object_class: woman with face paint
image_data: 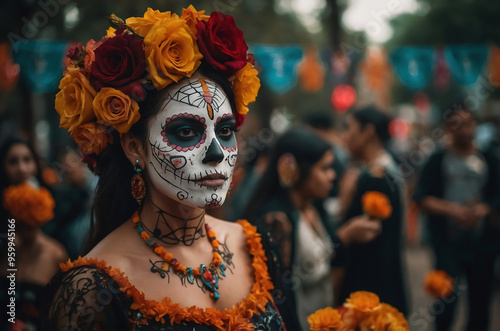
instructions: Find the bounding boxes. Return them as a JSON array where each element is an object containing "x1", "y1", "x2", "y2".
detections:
[
  {"x1": 246, "y1": 128, "x2": 383, "y2": 330},
  {"x1": 43, "y1": 6, "x2": 288, "y2": 331}
]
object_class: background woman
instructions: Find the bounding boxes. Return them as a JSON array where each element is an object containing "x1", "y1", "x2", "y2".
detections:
[
  {"x1": 43, "y1": 6, "x2": 289, "y2": 330},
  {"x1": 333, "y1": 106, "x2": 408, "y2": 315},
  {"x1": 0, "y1": 137, "x2": 67, "y2": 330},
  {"x1": 246, "y1": 127, "x2": 382, "y2": 330}
]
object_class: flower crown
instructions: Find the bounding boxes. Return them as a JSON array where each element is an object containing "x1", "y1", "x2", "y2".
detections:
[{"x1": 55, "y1": 5, "x2": 260, "y2": 160}]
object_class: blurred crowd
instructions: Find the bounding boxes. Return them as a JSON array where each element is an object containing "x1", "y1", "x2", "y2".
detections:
[{"x1": 1, "y1": 102, "x2": 499, "y2": 330}]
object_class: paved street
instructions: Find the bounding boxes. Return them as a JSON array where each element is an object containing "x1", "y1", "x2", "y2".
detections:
[{"x1": 405, "y1": 244, "x2": 500, "y2": 331}]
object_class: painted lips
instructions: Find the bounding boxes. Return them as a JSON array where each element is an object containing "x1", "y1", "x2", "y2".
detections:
[{"x1": 195, "y1": 173, "x2": 227, "y2": 187}]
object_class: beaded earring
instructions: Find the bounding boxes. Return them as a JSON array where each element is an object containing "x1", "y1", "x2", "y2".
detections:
[{"x1": 131, "y1": 159, "x2": 146, "y2": 205}]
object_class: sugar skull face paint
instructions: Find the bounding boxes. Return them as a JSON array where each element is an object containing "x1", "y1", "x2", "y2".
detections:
[{"x1": 146, "y1": 77, "x2": 238, "y2": 209}]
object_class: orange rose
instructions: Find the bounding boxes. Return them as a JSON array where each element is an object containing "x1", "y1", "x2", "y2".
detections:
[
  {"x1": 307, "y1": 307, "x2": 344, "y2": 331},
  {"x1": 3, "y1": 182, "x2": 56, "y2": 227},
  {"x1": 84, "y1": 39, "x2": 101, "y2": 73},
  {"x1": 126, "y1": 7, "x2": 173, "y2": 37},
  {"x1": 181, "y1": 5, "x2": 209, "y2": 34},
  {"x1": 70, "y1": 121, "x2": 113, "y2": 155},
  {"x1": 93, "y1": 88, "x2": 140, "y2": 134},
  {"x1": 344, "y1": 291, "x2": 381, "y2": 313},
  {"x1": 233, "y1": 63, "x2": 260, "y2": 115},
  {"x1": 55, "y1": 67, "x2": 97, "y2": 132},
  {"x1": 362, "y1": 191, "x2": 392, "y2": 219},
  {"x1": 424, "y1": 270, "x2": 454, "y2": 298},
  {"x1": 144, "y1": 15, "x2": 202, "y2": 90}
]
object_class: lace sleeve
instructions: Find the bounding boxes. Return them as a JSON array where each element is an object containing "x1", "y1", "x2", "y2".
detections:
[{"x1": 42, "y1": 265, "x2": 131, "y2": 331}]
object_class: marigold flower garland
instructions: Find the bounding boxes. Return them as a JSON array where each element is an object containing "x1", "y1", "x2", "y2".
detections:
[
  {"x1": 308, "y1": 291, "x2": 409, "y2": 331},
  {"x1": 3, "y1": 182, "x2": 55, "y2": 226},
  {"x1": 56, "y1": 5, "x2": 260, "y2": 162}
]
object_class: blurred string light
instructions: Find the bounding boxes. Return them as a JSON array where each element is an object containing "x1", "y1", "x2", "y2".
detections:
[
  {"x1": 389, "y1": 118, "x2": 409, "y2": 138},
  {"x1": 331, "y1": 84, "x2": 356, "y2": 113},
  {"x1": 275, "y1": 0, "x2": 326, "y2": 34},
  {"x1": 64, "y1": 3, "x2": 80, "y2": 30},
  {"x1": 342, "y1": 0, "x2": 421, "y2": 44},
  {"x1": 270, "y1": 106, "x2": 293, "y2": 134}
]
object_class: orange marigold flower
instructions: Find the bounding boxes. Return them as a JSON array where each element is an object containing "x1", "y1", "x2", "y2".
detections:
[
  {"x1": 344, "y1": 291, "x2": 381, "y2": 313},
  {"x1": 362, "y1": 191, "x2": 392, "y2": 219},
  {"x1": 424, "y1": 270, "x2": 454, "y2": 298},
  {"x1": 3, "y1": 182, "x2": 55, "y2": 227},
  {"x1": 307, "y1": 307, "x2": 344, "y2": 331},
  {"x1": 359, "y1": 303, "x2": 409, "y2": 331}
]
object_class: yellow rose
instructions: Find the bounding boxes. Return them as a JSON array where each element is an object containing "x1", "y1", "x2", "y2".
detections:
[
  {"x1": 144, "y1": 15, "x2": 202, "y2": 90},
  {"x1": 71, "y1": 121, "x2": 113, "y2": 155},
  {"x1": 233, "y1": 63, "x2": 260, "y2": 115},
  {"x1": 92, "y1": 87, "x2": 140, "y2": 134},
  {"x1": 106, "y1": 27, "x2": 116, "y2": 38},
  {"x1": 181, "y1": 4, "x2": 209, "y2": 34},
  {"x1": 55, "y1": 67, "x2": 97, "y2": 132},
  {"x1": 126, "y1": 7, "x2": 173, "y2": 37}
]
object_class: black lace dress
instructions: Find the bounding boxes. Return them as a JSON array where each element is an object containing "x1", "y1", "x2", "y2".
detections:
[{"x1": 41, "y1": 220, "x2": 290, "y2": 331}]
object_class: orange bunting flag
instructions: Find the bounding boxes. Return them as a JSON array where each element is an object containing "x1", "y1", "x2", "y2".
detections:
[{"x1": 297, "y1": 47, "x2": 325, "y2": 92}]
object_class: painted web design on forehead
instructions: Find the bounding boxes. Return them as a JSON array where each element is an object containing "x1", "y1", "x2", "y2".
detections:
[{"x1": 170, "y1": 78, "x2": 227, "y2": 120}]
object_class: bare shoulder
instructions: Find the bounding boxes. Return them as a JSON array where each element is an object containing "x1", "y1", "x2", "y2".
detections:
[
  {"x1": 40, "y1": 233, "x2": 68, "y2": 263},
  {"x1": 84, "y1": 220, "x2": 144, "y2": 272}
]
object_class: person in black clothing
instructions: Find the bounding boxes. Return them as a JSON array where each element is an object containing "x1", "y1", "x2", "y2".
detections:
[
  {"x1": 413, "y1": 104, "x2": 500, "y2": 331},
  {"x1": 332, "y1": 106, "x2": 408, "y2": 315},
  {"x1": 246, "y1": 127, "x2": 382, "y2": 330}
]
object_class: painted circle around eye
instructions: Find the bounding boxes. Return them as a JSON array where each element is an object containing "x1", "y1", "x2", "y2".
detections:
[
  {"x1": 216, "y1": 126, "x2": 236, "y2": 150},
  {"x1": 161, "y1": 115, "x2": 207, "y2": 150}
]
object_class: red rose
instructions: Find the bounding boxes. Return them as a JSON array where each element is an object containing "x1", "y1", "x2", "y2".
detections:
[
  {"x1": 234, "y1": 110, "x2": 245, "y2": 129},
  {"x1": 196, "y1": 12, "x2": 248, "y2": 76},
  {"x1": 66, "y1": 42, "x2": 84, "y2": 62},
  {"x1": 90, "y1": 33, "x2": 146, "y2": 100}
]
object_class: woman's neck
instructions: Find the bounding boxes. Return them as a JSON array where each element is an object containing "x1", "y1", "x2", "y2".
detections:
[
  {"x1": 139, "y1": 197, "x2": 206, "y2": 247},
  {"x1": 289, "y1": 188, "x2": 311, "y2": 212},
  {"x1": 362, "y1": 143, "x2": 386, "y2": 164}
]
